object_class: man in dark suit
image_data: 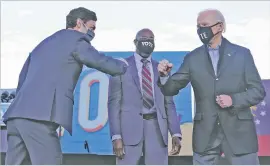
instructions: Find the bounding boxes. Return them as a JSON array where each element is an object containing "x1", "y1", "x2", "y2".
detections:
[
  {"x1": 157, "y1": 9, "x2": 266, "y2": 165},
  {"x1": 108, "y1": 29, "x2": 182, "y2": 165},
  {"x1": 3, "y1": 7, "x2": 127, "y2": 165}
]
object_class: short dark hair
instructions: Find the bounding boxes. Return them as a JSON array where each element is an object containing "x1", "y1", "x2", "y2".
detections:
[{"x1": 66, "y1": 7, "x2": 97, "y2": 29}]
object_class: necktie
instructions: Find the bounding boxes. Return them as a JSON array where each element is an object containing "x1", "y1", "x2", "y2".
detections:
[{"x1": 141, "y1": 59, "x2": 154, "y2": 109}]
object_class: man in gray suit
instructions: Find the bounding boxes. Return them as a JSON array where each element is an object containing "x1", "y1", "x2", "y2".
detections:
[
  {"x1": 157, "y1": 9, "x2": 266, "y2": 165},
  {"x1": 3, "y1": 7, "x2": 127, "y2": 165},
  {"x1": 108, "y1": 28, "x2": 182, "y2": 165}
]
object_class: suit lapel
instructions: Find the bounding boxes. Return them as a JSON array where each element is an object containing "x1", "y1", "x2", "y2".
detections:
[
  {"x1": 151, "y1": 60, "x2": 159, "y2": 98},
  {"x1": 217, "y1": 38, "x2": 237, "y2": 77},
  {"x1": 127, "y1": 55, "x2": 142, "y2": 94},
  {"x1": 151, "y1": 60, "x2": 159, "y2": 87}
]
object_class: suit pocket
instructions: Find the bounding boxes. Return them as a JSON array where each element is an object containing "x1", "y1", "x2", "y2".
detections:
[
  {"x1": 193, "y1": 113, "x2": 203, "y2": 121},
  {"x1": 237, "y1": 110, "x2": 253, "y2": 120}
]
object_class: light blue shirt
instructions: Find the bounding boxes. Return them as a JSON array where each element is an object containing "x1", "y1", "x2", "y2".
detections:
[{"x1": 208, "y1": 43, "x2": 221, "y2": 76}]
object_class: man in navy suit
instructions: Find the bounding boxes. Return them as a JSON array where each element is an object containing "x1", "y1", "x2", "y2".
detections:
[{"x1": 3, "y1": 7, "x2": 127, "y2": 165}]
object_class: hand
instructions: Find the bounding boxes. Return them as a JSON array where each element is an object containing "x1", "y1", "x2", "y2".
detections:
[
  {"x1": 113, "y1": 139, "x2": 125, "y2": 159},
  {"x1": 169, "y1": 137, "x2": 181, "y2": 155},
  {"x1": 158, "y1": 59, "x2": 173, "y2": 76},
  {"x1": 216, "y1": 94, "x2": 233, "y2": 108}
]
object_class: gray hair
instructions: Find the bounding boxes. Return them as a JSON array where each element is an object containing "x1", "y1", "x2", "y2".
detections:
[{"x1": 198, "y1": 9, "x2": 226, "y2": 33}]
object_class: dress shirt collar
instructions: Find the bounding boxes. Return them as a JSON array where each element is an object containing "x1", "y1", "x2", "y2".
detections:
[
  {"x1": 208, "y1": 37, "x2": 222, "y2": 50},
  {"x1": 134, "y1": 52, "x2": 152, "y2": 64}
]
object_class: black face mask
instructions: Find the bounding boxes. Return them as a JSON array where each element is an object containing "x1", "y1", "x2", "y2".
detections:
[
  {"x1": 136, "y1": 39, "x2": 155, "y2": 58},
  {"x1": 197, "y1": 22, "x2": 221, "y2": 45}
]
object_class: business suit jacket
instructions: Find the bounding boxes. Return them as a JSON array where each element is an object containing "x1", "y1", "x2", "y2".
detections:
[
  {"x1": 108, "y1": 55, "x2": 181, "y2": 146},
  {"x1": 159, "y1": 38, "x2": 266, "y2": 155},
  {"x1": 3, "y1": 29, "x2": 127, "y2": 134}
]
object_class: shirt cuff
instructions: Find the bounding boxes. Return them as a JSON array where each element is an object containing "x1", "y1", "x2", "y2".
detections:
[
  {"x1": 172, "y1": 133, "x2": 182, "y2": 139},
  {"x1": 112, "y1": 134, "x2": 122, "y2": 141},
  {"x1": 160, "y1": 75, "x2": 169, "y2": 85}
]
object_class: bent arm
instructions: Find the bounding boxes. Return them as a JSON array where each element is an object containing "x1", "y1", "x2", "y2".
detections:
[
  {"x1": 73, "y1": 39, "x2": 127, "y2": 76},
  {"x1": 158, "y1": 55, "x2": 191, "y2": 96},
  {"x1": 231, "y1": 49, "x2": 266, "y2": 109}
]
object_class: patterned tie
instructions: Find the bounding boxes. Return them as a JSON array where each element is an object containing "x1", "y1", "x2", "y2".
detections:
[{"x1": 141, "y1": 59, "x2": 154, "y2": 109}]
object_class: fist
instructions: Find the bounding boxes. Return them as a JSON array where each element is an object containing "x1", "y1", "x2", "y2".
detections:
[
  {"x1": 158, "y1": 59, "x2": 173, "y2": 76},
  {"x1": 216, "y1": 94, "x2": 233, "y2": 108}
]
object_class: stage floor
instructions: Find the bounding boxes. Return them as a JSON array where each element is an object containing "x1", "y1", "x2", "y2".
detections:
[{"x1": 1, "y1": 153, "x2": 270, "y2": 165}]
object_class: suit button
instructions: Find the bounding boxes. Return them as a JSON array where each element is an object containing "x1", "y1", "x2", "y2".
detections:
[
  {"x1": 216, "y1": 78, "x2": 219, "y2": 81},
  {"x1": 139, "y1": 113, "x2": 142, "y2": 116},
  {"x1": 217, "y1": 122, "x2": 220, "y2": 125}
]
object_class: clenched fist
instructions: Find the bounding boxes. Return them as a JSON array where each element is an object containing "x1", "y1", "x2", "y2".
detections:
[{"x1": 158, "y1": 59, "x2": 173, "y2": 76}]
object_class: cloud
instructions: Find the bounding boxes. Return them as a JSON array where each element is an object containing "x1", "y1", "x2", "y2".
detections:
[
  {"x1": 1, "y1": 33, "x2": 40, "y2": 88},
  {"x1": 1, "y1": 13, "x2": 269, "y2": 88},
  {"x1": 1, "y1": 33, "x2": 39, "y2": 58},
  {"x1": 17, "y1": 10, "x2": 33, "y2": 18},
  {"x1": 92, "y1": 28, "x2": 137, "y2": 51},
  {"x1": 225, "y1": 18, "x2": 270, "y2": 79}
]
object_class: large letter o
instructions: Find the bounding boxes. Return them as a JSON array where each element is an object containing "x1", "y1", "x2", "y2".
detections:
[{"x1": 78, "y1": 71, "x2": 109, "y2": 132}]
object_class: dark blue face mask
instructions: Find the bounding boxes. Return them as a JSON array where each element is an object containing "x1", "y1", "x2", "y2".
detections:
[
  {"x1": 86, "y1": 29, "x2": 95, "y2": 41},
  {"x1": 83, "y1": 23, "x2": 95, "y2": 41}
]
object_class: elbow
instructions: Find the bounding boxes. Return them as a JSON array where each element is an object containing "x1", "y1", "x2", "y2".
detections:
[
  {"x1": 161, "y1": 88, "x2": 178, "y2": 96},
  {"x1": 108, "y1": 62, "x2": 127, "y2": 76},
  {"x1": 160, "y1": 84, "x2": 179, "y2": 96},
  {"x1": 113, "y1": 65, "x2": 127, "y2": 76}
]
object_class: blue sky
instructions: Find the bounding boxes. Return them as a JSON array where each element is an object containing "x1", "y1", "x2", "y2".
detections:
[{"x1": 1, "y1": 1, "x2": 270, "y2": 88}]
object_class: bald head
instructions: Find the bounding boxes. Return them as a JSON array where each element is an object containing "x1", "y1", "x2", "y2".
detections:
[
  {"x1": 134, "y1": 28, "x2": 155, "y2": 58},
  {"x1": 197, "y1": 9, "x2": 226, "y2": 32},
  {"x1": 135, "y1": 28, "x2": 154, "y2": 40}
]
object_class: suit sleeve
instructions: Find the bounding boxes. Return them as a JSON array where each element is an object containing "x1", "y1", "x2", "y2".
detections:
[
  {"x1": 158, "y1": 54, "x2": 191, "y2": 96},
  {"x1": 230, "y1": 49, "x2": 266, "y2": 109},
  {"x1": 73, "y1": 39, "x2": 127, "y2": 76},
  {"x1": 108, "y1": 75, "x2": 122, "y2": 138},
  {"x1": 16, "y1": 54, "x2": 31, "y2": 93},
  {"x1": 164, "y1": 96, "x2": 182, "y2": 137}
]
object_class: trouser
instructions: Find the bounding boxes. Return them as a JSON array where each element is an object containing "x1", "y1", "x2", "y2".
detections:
[{"x1": 5, "y1": 118, "x2": 62, "y2": 165}]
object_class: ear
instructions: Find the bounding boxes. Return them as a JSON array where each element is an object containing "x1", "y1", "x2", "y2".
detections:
[
  {"x1": 76, "y1": 19, "x2": 82, "y2": 28},
  {"x1": 219, "y1": 22, "x2": 224, "y2": 32},
  {"x1": 133, "y1": 39, "x2": 137, "y2": 46}
]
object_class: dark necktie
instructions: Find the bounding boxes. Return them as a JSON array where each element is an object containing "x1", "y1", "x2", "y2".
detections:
[{"x1": 141, "y1": 59, "x2": 154, "y2": 109}]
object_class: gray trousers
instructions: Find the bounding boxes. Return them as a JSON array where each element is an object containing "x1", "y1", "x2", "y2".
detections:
[
  {"x1": 5, "y1": 118, "x2": 62, "y2": 165},
  {"x1": 117, "y1": 118, "x2": 168, "y2": 165},
  {"x1": 193, "y1": 121, "x2": 259, "y2": 165}
]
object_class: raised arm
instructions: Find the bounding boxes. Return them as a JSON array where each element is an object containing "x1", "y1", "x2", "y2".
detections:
[
  {"x1": 72, "y1": 38, "x2": 127, "y2": 76},
  {"x1": 158, "y1": 55, "x2": 191, "y2": 96}
]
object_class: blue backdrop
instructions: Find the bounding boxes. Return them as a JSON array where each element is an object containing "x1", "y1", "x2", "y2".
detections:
[{"x1": 60, "y1": 51, "x2": 192, "y2": 154}]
